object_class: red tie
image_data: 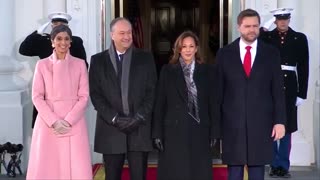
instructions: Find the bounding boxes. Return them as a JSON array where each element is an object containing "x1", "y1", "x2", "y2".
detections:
[{"x1": 243, "y1": 46, "x2": 252, "y2": 77}]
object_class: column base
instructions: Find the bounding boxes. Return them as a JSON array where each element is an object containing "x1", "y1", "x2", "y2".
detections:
[
  {"x1": 313, "y1": 81, "x2": 320, "y2": 169},
  {"x1": 0, "y1": 90, "x2": 32, "y2": 174},
  {"x1": 290, "y1": 131, "x2": 312, "y2": 166}
]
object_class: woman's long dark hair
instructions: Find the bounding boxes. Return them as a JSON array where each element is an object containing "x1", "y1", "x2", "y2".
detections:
[{"x1": 169, "y1": 31, "x2": 204, "y2": 64}]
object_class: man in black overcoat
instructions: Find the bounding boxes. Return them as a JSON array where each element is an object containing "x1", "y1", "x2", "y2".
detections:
[
  {"x1": 89, "y1": 17, "x2": 157, "y2": 180},
  {"x1": 214, "y1": 9, "x2": 286, "y2": 180}
]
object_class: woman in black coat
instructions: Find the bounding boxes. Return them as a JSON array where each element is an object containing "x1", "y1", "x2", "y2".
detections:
[{"x1": 152, "y1": 31, "x2": 220, "y2": 180}]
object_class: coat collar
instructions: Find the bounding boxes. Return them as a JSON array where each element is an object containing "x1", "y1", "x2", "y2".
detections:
[
  {"x1": 271, "y1": 27, "x2": 295, "y2": 38},
  {"x1": 50, "y1": 50, "x2": 71, "y2": 64}
]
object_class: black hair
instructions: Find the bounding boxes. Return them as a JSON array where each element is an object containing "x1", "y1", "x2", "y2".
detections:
[
  {"x1": 50, "y1": 24, "x2": 72, "y2": 40},
  {"x1": 169, "y1": 30, "x2": 204, "y2": 64}
]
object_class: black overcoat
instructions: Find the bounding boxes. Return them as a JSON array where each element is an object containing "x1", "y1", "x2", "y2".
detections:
[
  {"x1": 260, "y1": 27, "x2": 309, "y2": 133},
  {"x1": 215, "y1": 38, "x2": 286, "y2": 165},
  {"x1": 89, "y1": 48, "x2": 157, "y2": 154},
  {"x1": 152, "y1": 63, "x2": 219, "y2": 180}
]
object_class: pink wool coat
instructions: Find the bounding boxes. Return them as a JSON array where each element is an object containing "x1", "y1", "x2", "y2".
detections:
[{"x1": 27, "y1": 51, "x2": 92, "y2": 179}]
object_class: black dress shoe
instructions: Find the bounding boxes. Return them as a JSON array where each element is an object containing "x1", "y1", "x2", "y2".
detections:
[
  {"x1": 278, "y1": 167, "x2": 291, "y2": 178},
  {"x1": 269, "y1": 166, "x2": 280, "y2": 178}
]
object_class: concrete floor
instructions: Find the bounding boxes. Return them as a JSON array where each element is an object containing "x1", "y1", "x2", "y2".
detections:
[{"x1": 265, "y1": 166, "x2": 320, "y2": 180}]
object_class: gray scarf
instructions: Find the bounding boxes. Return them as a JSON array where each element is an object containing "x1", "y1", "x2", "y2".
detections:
[
  {"x1": 179, "y1": 57, "x2": 200, "y2": 123},
  {"x1": 109, "y1": 42, "x2": 132, "y2": 116}
]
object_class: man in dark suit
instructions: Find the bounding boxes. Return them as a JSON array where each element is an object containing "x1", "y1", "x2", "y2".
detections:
[
  {"x1": 214, "y1": 9, "x2": 286, "y2": 180},
  {"x1": 260, "y1": 8, "x2": 309, "y2": 178},
  {"x1": 19, "y1": 12, "x2": 87, "y2": 128},
  {"x1": 89, "y1": 17, "x2": 157, "y2": 180}
]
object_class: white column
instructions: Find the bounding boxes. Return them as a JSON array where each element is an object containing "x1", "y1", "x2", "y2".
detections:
[
  {"x1": 66, "y1": 0, "x2": 105, "y2": 165},
  {"x1": 0, "y1": 0, "x2": 29, "y2": 174},
  {"x1": 314, "y1": 81, "x2": 320, "y2": 169},
  {"x1": 314, "y1": 0, "x2": 320, "y2": 168},
  {"x1": 300, "y1": 0, "x2": 320, "y2": 168},
  {"x1": 44, "y1": 0, "x2": 66, "y2": 16},
  {"x1": 39, "y1": 0, "x2": 67, "y2": 34}
]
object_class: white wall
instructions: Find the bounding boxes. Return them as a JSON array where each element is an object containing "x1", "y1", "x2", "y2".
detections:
[
  {"x1": 298, "y1": 0, "x2": 320, "y2": 165},
  {"x1": 15, "y1": 0, "x2": 44, "y2": 83}
]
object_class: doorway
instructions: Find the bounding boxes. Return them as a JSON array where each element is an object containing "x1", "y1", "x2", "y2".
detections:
[
  {"x1": 150, "y1": 0, "x2": 230, "y2": 73},
  {"x1": 108, "y1": 0, "x2": 232, "y2": 163}
]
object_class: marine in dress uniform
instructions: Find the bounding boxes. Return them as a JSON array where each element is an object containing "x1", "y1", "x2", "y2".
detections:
[
  {"x1": 260, "y1": 8, "x2": 309, "y2": 178},
  {"x1": 19, "y1": 12, "x2": 88, "y2": 128}
]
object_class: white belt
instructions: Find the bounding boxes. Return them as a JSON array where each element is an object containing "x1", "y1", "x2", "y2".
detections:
[{"x1": 281, "y1": 65, "x2": 296, "y2": 71}]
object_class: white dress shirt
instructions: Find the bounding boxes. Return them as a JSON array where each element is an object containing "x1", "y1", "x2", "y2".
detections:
[
  {"x1": 239, "y1": 38, "x2": 258, "y2": 67},
  {"x1": 116, "y1": 50, "x2": 126, "y2": 61}
]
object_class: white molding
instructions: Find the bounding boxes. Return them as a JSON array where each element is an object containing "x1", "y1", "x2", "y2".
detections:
[
  {"x1": 44, "y1": 0, "x2": 66, "y2": 16},
  {"x1": 245, "y1": 0, "x2": 256, "y2": 9}
]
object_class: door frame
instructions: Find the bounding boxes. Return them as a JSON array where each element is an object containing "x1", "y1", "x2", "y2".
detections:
[{"x1": 103, "y1": 0, "x2": 236, "y2": 50}]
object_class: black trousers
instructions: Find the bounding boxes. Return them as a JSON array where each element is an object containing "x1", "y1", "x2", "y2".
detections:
[
  {"x1": 228, "y1": 165, "x2": 265, "y2": 180},
  {"x1": 103, "y1": 152, "x2": 148, "y2": 180}
]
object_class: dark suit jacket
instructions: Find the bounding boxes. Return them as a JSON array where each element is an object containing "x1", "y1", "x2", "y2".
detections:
[
  {"x1": 260, "y1": 27, "x2": 309, "y2": 133},
  {"x1": 89, "y1": 47, "x2": 157, "y2": 154},
  {"x1": 215, "y1": 38, "x2": 286, "y2": 165}
]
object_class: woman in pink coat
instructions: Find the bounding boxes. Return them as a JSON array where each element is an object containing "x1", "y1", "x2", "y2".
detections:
[{"x1": 27, "y1": 25, "x2": 92, "y2": 179}]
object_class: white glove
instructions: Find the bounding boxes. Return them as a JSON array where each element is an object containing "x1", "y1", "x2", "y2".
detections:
[
  {"x1": 52, "y1": 120, "x2": 71, "y2": 134},
  {"x1": 37, "y1": 21, "x2": 51, "y2": 34},
  {"x1": 295, "y1": 97, "x2": 305, "y2": 106},
  {"x1": 262, "y1": 17, "x2": 276, "y2": 30}
]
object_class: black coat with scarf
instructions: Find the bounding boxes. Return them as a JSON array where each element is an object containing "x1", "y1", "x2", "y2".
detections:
[
  {"x1": 215, "y1": 38, "x2": 286, "y2": 165},
  {"x1": 89, "y1": 47, "x2": 157, "y2": 154},
  {"x1": 152, "y1": 63, "x2": 219, "y2": 180}
]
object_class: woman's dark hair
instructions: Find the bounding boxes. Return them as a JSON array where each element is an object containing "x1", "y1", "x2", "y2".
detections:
[
  {"x1": 50, "y1": 24, "x2": 72, "y2": 40},
  {"x1": 169, "y1": 30, "x2": 204, "y2": 64}
]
